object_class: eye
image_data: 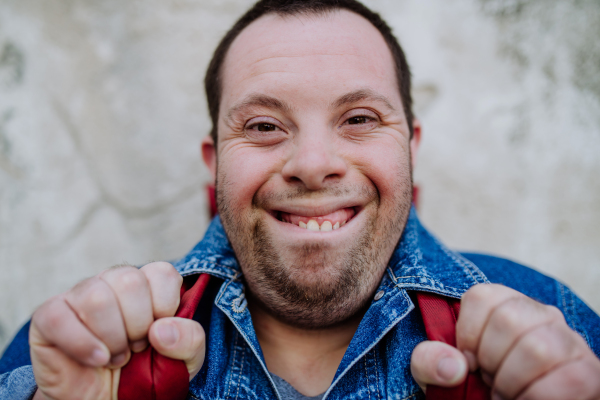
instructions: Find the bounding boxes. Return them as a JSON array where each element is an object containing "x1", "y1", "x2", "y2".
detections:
[
  {"x1": 346, "y1": 116, "x2": 370, "y2": 125},
  {"x1": 243, "y1": 117, "x2": 287, "y2": 145},
  {"x1": 252, "y1": 123, "x2": 279, "y2": 132}
]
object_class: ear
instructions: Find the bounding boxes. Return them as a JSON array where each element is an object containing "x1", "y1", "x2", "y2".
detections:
[
  {"x1": 409, "y1": 119, "x2": 422, "y2": 170},
  {"x1": 201, "y1": 136, "x2": 217, "y2": 183}
]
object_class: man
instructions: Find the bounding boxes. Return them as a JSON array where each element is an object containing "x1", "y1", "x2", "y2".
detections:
[{"x1": 1, "y1": 0, "x2": 600, "y2": 399}]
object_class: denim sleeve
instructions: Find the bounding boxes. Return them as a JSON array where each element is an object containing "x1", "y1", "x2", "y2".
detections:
[
  {"x1": 0, "y1": 366, "x2": 37, "y2": 400},
  {"x1": 0, "y1": 321, "x2": 32, "y2": 374},
  {"x1": 0, "y1": 321, "x2": 37, "y2": 399},
  {"x1": 558, "y1": 282, "x2": 600, "y2": 358}
]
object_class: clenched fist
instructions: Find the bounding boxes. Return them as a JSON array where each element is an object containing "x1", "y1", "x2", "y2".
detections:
[
  {"x1": 29, "y1": 262, "x2": 206, "y2": 400},
  {"x1": 411, "y1": 284, "x2": 600, "y2": 400}
]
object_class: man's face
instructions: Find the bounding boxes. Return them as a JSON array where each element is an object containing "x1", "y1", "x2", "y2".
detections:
[{"x1": 206, "y1": 10, "x2": 417, "y2": 328}]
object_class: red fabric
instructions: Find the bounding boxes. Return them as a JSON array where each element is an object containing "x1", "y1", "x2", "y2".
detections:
[
  {"x1": 416, "y1": 292, "x2": 491, "y2": 400},
  {"x1": 207, "y1": 185, "x2": 218, "y2": 218},
  {"x1": 118, "y1": 274, "x2": 211, "y2": 400},
  {"x1": 118, "y1": 272, "x2": 488, "y2": 399}
]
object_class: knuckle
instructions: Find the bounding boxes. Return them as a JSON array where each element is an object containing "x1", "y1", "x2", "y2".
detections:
[
  {"x1": 117, "y1": 269, "x2": 147, "y2": 292},
  {"x1": 34, "y1": 298, "x2": 66, "y2": 332},
  {"x1": 546, "y1": 305, "x2": 566, "y2": 322},
  {"x1": 145, "y1": 262, "x2": 182, "y2": 283},
  {"x1": 522, "y1": 332, "x2": 553, "y2": 362},
  {"x1": 560, "y1": 365, "x2": 588, "y2": 388},
  {"x1": 85, "y1": 282, "x2": 114, "y2": 310},
  {"x1": 491, "y1": 300, "x2": 522, "y2": 331},
  {"x1": 463, "y1": 284, "x2": 494, "y2": 303},
  {"x1": 520, "y1": 325, "x2": 573, "y2": 365}
]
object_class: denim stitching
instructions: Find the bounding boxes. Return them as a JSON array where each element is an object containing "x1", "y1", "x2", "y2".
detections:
[
  {"x1": 232, "y1": 293, "x2": 248, "y2": 313},
  {"x1": 454, "y1": 251, "x2": 489, "y2": 284},
  {"x1": 439, "y1": 243, "x2": 481, "y2": 285},
  {"x1": 324, "y1": 290, "x2": 415, "y2": 399},
  {"x1": 387, "y1": 268, "x2": 464, "y2": 297},
  {"x1": 225, "y1": 331, "x2": 240, "y2": 399},
  {"x1": 179, "y1": 261, "x2": 238, "y2": 279},
  {"x1": 364, "y1": 355, "x2": 371, "y2": 400},
  {"x1": 235, "y1": 343, "x2": 246, "y2": 400},
  {"x1": 216, "y1": 272, "x2": 242, "y2": 304},
  {"x1": 560, "y1": 283, "x2": 589, "y2": 345},
  {"x1": 373, "y1": 348, "x2": 381, "y2": 400}
]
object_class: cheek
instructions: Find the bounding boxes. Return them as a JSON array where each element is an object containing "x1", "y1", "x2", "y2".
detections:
[
  {"x1": 349, "y1": 141, "x2": 412, "y2": 204},
  {"x1": 217, "y1": 146, "x2": 285, "y2": 211}
]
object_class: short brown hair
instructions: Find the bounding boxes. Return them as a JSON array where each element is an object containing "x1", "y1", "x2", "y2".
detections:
[{"x1": 204, "y1": 0, "x2": 414, "y2": 145}]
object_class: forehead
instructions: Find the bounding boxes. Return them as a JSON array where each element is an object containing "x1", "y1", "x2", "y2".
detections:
[{"x1": 220, "y1": 10, "x2": 400, "y2": 109}]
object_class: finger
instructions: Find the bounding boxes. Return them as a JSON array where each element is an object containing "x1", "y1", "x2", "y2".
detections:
[
  {"x1": 31, "y1": 294, "x2": 110, "y2": 367},
  {"x1": 493, "y1": 321, "x2": 588, "y2": 399},
  {"x1": 456, "y1": 284, "x2": 522, "y2": 370},
  {"x1": 140, "y1": 262, "x2": 183, "y2": 319},
  {"x1": 517, "y1": 356, "x2": 600, "y2": 400},
  {"x1": 30, "y1": 343, "x2": 114, "y2": 400},
  {"x1": 477, "y1": 297, "x2": 564, "y2": 374},
  {"x1": 148, "y1": 317, "x2": 206, "y2": 381},
  {"x1": 64, "y1": 277, "x2": 129, "y2": 365},
  {"x1": 410, "y1": 340, "x2": 468, "y2": 392},
  {"x1": 99, "y1": 265, "x2": 154, "y2": 344}
]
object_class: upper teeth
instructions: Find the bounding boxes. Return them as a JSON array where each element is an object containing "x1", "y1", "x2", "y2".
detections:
[
  {"x1": 307, "y1": 220, "x2": 320, "y2": 231},
  {"x1": 299, "y1": 219, "x2": 344, "y2": 231}
]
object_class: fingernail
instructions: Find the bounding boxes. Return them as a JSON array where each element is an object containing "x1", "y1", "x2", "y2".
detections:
[
  {"x1": 89, "y1": 348, "x2": 109, "y2": 366},
  {"x1": 130, "y1": 338, "x2": 149, "y2": 353},
  {"x1": 437, "y1": 357, "x2": 466, "y2": 384},
  {"x1": 156, "y1": 322, "x2": 178, "y2": 346},
  {"x1": 110, "y1": 352, "x2": 127, "y2": 367},
  {"x1": 462, "y1": 350, "x2": 478, "y2": 371}
]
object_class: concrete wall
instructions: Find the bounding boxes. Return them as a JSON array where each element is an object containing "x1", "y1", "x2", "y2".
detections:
[{"x1": 1, "y1": 0, "x2": 599, "y2": 351}]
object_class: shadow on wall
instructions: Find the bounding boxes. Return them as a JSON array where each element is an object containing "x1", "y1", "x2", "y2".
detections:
[{"x1": 0, "y1": 321, "x2": 6, "y2": 351}]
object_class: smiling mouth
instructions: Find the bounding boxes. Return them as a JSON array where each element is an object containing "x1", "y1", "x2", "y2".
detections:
[{"x1": 275, "y1": 207, "x2": 357, "y2": 231}]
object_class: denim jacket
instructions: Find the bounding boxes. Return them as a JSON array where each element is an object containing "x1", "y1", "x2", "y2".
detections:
[{"x1": 2, "y1": 208, "x2": 600, "y2": 399}]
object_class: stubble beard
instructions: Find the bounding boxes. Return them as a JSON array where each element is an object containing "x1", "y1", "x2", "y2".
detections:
[{"x1": 218, "y1": 175, "x2": 412, "y2": 330}]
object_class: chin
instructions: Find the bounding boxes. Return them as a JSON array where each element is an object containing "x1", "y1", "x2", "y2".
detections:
[{"x1": 237, "y1": 216, "x2": 386, "y2": 329}]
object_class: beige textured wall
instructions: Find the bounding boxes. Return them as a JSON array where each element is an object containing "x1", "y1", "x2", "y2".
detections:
[{"x1": 1, "y1": 0, "x2": 599, "y2": 351}]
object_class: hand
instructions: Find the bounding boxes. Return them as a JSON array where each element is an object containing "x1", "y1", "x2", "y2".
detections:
[
  {"x1": 29, "y1": 262, "x2": 206, "y2": 400},
  {"x1": 411, "y1": 284, "x2": 600, "y2": 399}
]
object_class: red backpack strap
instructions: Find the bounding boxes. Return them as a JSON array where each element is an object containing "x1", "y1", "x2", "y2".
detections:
[
  {"x1": 118, "y1": 273, "x2": 211, "y2": 400},
  {"x1": 415, "y1": 292, "x2": 491, "y2": 400}
]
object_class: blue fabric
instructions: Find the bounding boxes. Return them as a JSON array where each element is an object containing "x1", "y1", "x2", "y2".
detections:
[
  {"x1": 0, "y1": 321, "x2": 30, "y2": 375},
  {"x1": 270, "y1": 373, "x2": 324, "y2": 400},
  {"x1": 2, "y1": 208, "x2": 599, "y2": 400},
  {"x1": 0, "y1": 366, "x2": 36, "y2": 400}
]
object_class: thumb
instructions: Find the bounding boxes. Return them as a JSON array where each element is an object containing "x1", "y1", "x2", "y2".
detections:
[
  {"x1": 410, "y1": 340, "x2": 468, "y2": 392},
  {"x1": 148, "y1": 317, "x2": 206, "y2": 380}
]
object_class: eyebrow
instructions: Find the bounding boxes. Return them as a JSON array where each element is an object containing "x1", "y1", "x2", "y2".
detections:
[
  {"x1": 225, "y1": 88, "x2": 396, "y2": 121},
  {"x1": 226, "y1": 94, "x2": 293, "y2": 121},
  {"x1": 331, "y1": 88, "x2": 396, "y2": 112}
]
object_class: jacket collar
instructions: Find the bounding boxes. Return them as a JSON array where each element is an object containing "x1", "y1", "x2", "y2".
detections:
[
  {"x1": 173, "y1": 206, "x2": 489, "y2": 297},
  {"x1": 386, "y1": 207, "x2": 489, "y2": 299}
]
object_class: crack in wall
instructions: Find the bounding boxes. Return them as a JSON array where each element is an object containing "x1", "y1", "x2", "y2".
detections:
[
  {"x1": 51, "y1": 99, "x2": 201, "y2": 241},
  {"x1": 0, "y1": 108, "x2": 24, "y2": 179}
]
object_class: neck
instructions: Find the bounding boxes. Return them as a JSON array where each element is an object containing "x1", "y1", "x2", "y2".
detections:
[{"x1": 249, "y1": 300, "x2": 363, "y2": 397}]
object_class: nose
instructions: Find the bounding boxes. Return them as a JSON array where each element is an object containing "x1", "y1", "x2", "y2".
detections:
[{"x1": 281, "y1": 130, "x2": 347, "y2": 190}]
